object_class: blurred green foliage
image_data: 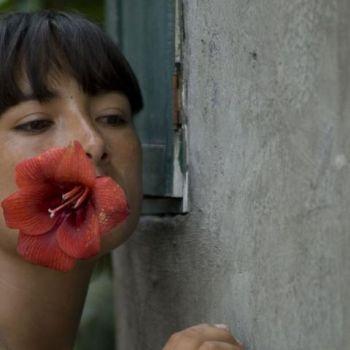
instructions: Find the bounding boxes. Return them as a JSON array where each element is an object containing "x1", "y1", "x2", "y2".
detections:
[
  {"x1": 0, "y1": 2, "x2": 117, "y2": 349},
  {"x1": 74, "y1": 254, "x2": 116, "y2": 350},
  {"x1": 0, "y1": 0, "x2": 104, "y2": 25}
]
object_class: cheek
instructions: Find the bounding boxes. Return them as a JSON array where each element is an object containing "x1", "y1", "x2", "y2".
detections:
[
  {"x1": 0, "y1": 151, "x2": 22, "y2": 253},
  {"x1": 0, "y1": 134, "x2": 55, "y2": 199},
  {"x1": 112, "y1": 132, "x2": 143, "y2": 205},
  {"x1": 0, "y1": 151, "x2": 21, "y2": 199}
]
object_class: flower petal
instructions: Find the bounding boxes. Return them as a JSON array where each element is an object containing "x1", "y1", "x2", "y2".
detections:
[
  {"x1": 92, "y1": 176, "x2": 129, "y2": 236},
  {"x1": 54, "y1": 140, "x2": 96, "y2": 188},
  {"x1": 17, "y1": 230, "x2": 76, "y2": 272},
  {"x1": 56, "y1": 203, "x2": 100, "y2": 259},
  {"x1": 15, "y1": 147, "x2": 65, "y2": 188},
  {"x1": 1, "y1": 184, "x2": 61, "y2": 235}
]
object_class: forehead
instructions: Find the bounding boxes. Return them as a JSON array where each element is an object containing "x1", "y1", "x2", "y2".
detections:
[{"x1": 17, "y1": 70, "x2": 131, "y2": 109}]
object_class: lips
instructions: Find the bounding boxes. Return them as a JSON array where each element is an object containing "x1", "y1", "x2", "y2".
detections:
[{"x1": 1, "y1": 140, "x2": 129, "y2": 272}]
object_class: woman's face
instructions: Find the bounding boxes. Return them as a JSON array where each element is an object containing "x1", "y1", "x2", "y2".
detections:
[{"x1": 0, "y1": 72, "x2": 143, "y2": 259}]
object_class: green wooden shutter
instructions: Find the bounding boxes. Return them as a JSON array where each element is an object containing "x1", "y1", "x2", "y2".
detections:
[
  {"x1": 116, "y1": 0, "x2": 175, "y2": 196},
  {"x1": 105, "y1": 0, "x2": 188, "y2": 213},
  {"x1": 16, "y1": 0, "x2": 41, "y2": 11}
]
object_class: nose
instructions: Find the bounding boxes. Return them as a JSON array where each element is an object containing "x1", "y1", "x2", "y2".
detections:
[
  {"x1": 82, "y1": 131, "x2": 109, "y2": 166},
  {"x1": 66, "y1": 115, "x2": 109, "y2": 169},
  {"x1": 85, "y1": 143, "x2": 109, "y2": 163}
]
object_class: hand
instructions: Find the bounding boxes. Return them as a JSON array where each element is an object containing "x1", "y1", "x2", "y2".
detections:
[{"x1": 162, "y1": 323, "x2": 244, "y2": 350}]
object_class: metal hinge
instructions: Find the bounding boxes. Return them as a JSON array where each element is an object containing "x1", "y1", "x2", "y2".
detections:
[{"x1": 173, "y1": 62, "x2": 182, "y2": 130}]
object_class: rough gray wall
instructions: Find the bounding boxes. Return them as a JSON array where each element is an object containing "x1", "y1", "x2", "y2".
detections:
[{"x1": 112, "y1": 1, "x2": 350, "y2": 349}]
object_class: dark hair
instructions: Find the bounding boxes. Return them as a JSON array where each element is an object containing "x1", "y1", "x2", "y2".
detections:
[{"x1": 0, "y1": 9, "x2": 143, "y2": 116}]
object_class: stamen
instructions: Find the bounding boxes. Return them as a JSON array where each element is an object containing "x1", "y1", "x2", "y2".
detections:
[
  {"x1": 48, "y1": 189, "x2": 84, "y2": 218},
  {"x1": 73, "y1": 187, "x2": 90, "y2": 209},
  {"x1": 62, "y1": 185, "x2": 82, "y2": 201},
  {"x1": 48, "y1": 185, "x2": 91, "y2": 218}
]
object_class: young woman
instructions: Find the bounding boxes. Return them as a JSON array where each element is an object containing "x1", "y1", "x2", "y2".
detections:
[{"x1": 0, "y1": 10, "x2": 243, "y2": 350}]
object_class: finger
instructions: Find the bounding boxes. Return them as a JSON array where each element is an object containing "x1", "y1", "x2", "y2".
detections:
[
  {"x1": 162, "y1": 327, "x2": 203, "y2": 350},
  {"x1": 199, "y1": 340, "x2": 241, "y2": 350},
  {"x1": 163, "y1": 323, "x2": 240, "y2": 350},
  {"x1": 199, "y1": 324, "x2": 241, "y2": 346}
]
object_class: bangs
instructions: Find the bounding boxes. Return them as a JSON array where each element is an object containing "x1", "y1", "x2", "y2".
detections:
[{"x1": 0, "y1": 10, "x2": 143, "y2": 116}]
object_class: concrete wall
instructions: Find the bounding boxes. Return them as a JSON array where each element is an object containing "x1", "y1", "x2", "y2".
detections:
[{"x1": 112, "y1": 1, "x2": 350, "y2": 349}]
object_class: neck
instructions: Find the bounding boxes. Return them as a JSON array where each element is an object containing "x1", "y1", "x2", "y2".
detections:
[{"x1": 0, "y1": 249, "x2": 95, "y2": 350}]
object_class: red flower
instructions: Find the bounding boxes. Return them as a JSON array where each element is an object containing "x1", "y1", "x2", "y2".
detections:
[{"x1": 1, "y1": 140, "x2": 129, "y2": 272}]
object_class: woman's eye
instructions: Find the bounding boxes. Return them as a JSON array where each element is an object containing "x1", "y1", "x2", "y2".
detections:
[
  {"x1": 14, "y1": 119, "x2": 53, "y2": 133},
  {"x1": 98, "y1": 114, "x2": 128, "y2": 126}
]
